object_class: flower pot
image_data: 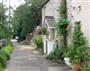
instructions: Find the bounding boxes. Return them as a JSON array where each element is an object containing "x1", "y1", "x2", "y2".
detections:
[
  {"x1": 64, "y1": 58, "x2": 81, "y2": 71},
  {"x1": 72, "y1": 64, "x2": 81, "y2": 71}
]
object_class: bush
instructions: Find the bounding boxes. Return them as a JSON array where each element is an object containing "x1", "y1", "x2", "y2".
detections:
[
  {"x1": 0, "y1": 44, "x2": 13, "y2": 69},
  {"x1": 0, "y1": 63, "x2": 4, "y2": 71},
  {"x1": 0, "y1": 54, "x2": 7, "y2": 68},
  {"x1": 63, "y1": 23, "x2": 90, "y2": 70},
  {"x1": 0, "y1": 50, "x2": 10, "y2": 60},
  {"x1": 0, "y1": 44, "x2": 13, "y2": 60},
  {"x1": 1, "y1": 44, "x2": 13, "y2": 54},
  {"x1": 47, "y1": 47, "x2": 64, "y2": 62},
  {"x1": 71, "y1": 24, "x2": 90, "y2": 65},
  {"x1": 33, "y1": 36, "x2": 43, "y2": 48}
]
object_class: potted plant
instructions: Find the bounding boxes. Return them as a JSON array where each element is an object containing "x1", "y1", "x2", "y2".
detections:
[{"x1": 64, "y1": 23, "x2": 90, "y2": 71}]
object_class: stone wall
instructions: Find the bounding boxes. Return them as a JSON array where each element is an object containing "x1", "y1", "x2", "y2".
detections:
[
  {"x1": 67, "y1": 0, "x2": 90, "y2": 46},
  {"x1": 42, "y1": 0, "x2": 61, "y2": 25},
  {"x1": 42, "y1": 0, "x2": 90, "y2": 46}
]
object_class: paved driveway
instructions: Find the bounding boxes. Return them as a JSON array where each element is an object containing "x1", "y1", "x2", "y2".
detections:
[{"x1": 5, "y1": 44, "x2": 71, "y2": 71}]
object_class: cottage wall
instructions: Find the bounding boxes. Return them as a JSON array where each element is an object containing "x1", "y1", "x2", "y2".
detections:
[
  {"x1": 67, "y1": 0, "x2": 90, "y2": 45},
  {"x1": 42, "y1": 0, "x2": 90, "y2": 46},
  {"x1": 42, "y1": 0, "x2": 61, "y2": 25}
]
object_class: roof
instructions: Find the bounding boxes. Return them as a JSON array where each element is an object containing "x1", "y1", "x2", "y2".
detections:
[
  {"x1": 41, "y1": 0, "x2": 50, "y2": 8},
  {"x1": 45, "y1": 16, "x2": 56, "y2": 27}
]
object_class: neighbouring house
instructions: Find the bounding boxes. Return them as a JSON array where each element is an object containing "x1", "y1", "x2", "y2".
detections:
[{"x1": 67, "y1": 0, "x2": 90, "y2": 46}]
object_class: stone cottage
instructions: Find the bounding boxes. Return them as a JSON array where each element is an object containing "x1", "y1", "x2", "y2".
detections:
[
  {"x1": 42, "y1": 0, "x2": 90, "y2": 46},
  {"x1": 41, "y1": 0, "x2": 61, "y2": 40},
  {"x1": 67, "y1": 0, "x2": 90, "y2": 45}
]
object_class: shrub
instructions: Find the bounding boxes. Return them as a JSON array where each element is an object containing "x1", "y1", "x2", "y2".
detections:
[
  {"x1": 71, "y1": 23, "x2": 90, "y2": 65},
  {"x1": 33, "y1": 36, "x2": 43, "y2": 48},
  {"x1": 0, "y1": 50, "x2": 10, "y2": 60},
  {"x1": 47, "y1": 47, "x2": 64, "y2": 62},
  {"x1": 0, "y1": 42, "x2": 13, "y2": 70},
  {"x1": 0, "y1": 54, "x2": 7, "y2": 68},
  {"x1": 63, "y1": 23, "x2": 90, "y2": 70},
  {"x1": 0, "y1": 44, "x2": 13, "y2": 60},
  {"x1": 1, "y1": 44, "x2": 13, "y2": 54},
  {"x1": 0, "y1": 63, "x2": 4, "y2": 71}
]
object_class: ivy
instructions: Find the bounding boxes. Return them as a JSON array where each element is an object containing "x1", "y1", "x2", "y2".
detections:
[
  {"x1": 57, "y1": 0, "x2": 69, "y2": 46},
  {"x1": 64, "y1": 23, "x2": 90, "y2": 70},
  {"x1": 60, "y1": 0, "x2": 67, "y2": 19},
  {"x1": 57, "y1": 19, "x2": 69, "y2": 35}
]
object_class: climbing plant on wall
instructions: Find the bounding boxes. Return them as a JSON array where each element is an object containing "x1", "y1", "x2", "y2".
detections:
[{"x1": 57, "y1": 0, "x2": 69, "y2": 47}]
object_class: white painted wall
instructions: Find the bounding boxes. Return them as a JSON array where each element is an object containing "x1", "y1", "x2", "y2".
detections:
[
  {"x1": 42, "y1": 0, "x2": 90, "y2": 46},
  {"x1": 67, "y1": 0, "x2": 90, "y2": 45},
  {"x1": 42, "y1": 0, "x2": 61, "y2": 25},
  {"x1": 81, "y1": 1, "x2": 90, "y2": 45}
]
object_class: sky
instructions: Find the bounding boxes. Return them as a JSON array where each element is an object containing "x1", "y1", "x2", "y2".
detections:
[
  {"x1": 0, "y1": 0, "x2": 25, "y2": 10},
  {"x1": 0, "y1": 0, "x2": 25, "y2": 16}
]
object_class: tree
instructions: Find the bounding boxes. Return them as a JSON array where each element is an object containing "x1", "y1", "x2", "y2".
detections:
[
  {"x1": 0, "y1": 3, "x2": 11, "y2": 39},
  {"x1": 0, "y1": 3, "x2": 7, "y2": 24},
  {"x1": 24, "y1": 0, "x2": 44, "y2": 7},
  {"x1": 12, "y1": 0, "x2": 43, "y2": 40}
]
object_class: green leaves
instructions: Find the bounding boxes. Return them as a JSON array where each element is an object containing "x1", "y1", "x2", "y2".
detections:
[
  {"x1": 57, "y1": 19, "x2": 69, "y2": 35},
  {"x1": 0, "y1": 44, "x2": 13, "y2": 69},
  {"x1": 12, "y1": 0, "x2": 42, "y2": 40},
  {"x1": 66, "y1": 23, "x2": 90, "y2": 69},
  {"x1": 33, "y1": 36, "x2": 43, "y2": 48},
  {"x1": 57, "y1": 0, "x2": 69, "y2": 46},
  {"x1": 0, "y1": 3, "x2": 12, "y2": 39},
  {"x1": 47, "y1": 48, "x2": 64, "y2": 62}
]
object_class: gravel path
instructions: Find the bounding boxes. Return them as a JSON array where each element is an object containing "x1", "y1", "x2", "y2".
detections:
[{"x1": 5, "y1": 44, "x2": 71, "y2": 71}]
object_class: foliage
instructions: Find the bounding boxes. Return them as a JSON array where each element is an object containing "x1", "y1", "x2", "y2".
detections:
[
  {"x1": 47, "y1": 47, "x2": 64, "y2": 62},
  {"x1": 24, "y1": 0, "x2": 44, "y2": 7},
  {"x1": 57, "y1": 0, "x2": 68, "y2": 35},
  {"x1": 0, "y1": 53, "x2": 7, "y2": 68},
  {"x1": 71, "y1": 24, "x2": 90, "y2": 64},
  {"x1": 0, "y1": 24, "x2": 12, "y2": 39},
  {"x1": 42, "y1": 27, "x2": 49, "y2": 35},
  {"x1": 0, "y1": 50, "x2": 10, "y2": 60},
  {"x1": 57, "y1": 19, "x2": 69, "y2": 36},
  {"x1": 81, "y1": 65, "x2": 90, "y2": 71},
  {"x1": 57, "y1": 0, "x2": 69, "y2": 46},
  {"x1": 1, "y1": 44, "x2": 13, "y2": 54},
  {"x1": 0, "y1": 63, "x2": 3, "y2": 71},
  {"x1": 47, "y1": 0, "x2": 68, "y2": 62},
  {"x1": 0, "y1": 3, "x2": 12, "y2": 39},
  {"x1": 1, "y1": 44, "x2": 13, "y2": 60},
  {"x1": 0, "y1": 44, "x2": 13, "y2": 69},
  {"x1": 12, "y1": 0, "x2": 42, "y2": 40},
  {"x1": 33, "y1": 36, "x2": 43, "y2": 48},
  {"x1": 36, "y1": 27, "x2": 48, "y2": 35},
  {"x1": 0, "y1": 3, "x2": 7, "y2": 24},
  {"x1": 59, "y1": 0, "x2": 67, "y2": 19},
  {"x1": 64, "y1": 23, "x2": 90, "y2": 70}
]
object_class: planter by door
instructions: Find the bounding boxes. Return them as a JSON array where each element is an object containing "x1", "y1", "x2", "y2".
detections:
[{"x1": 64, "y1": 58, "x2": 81, "y2": 71}]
